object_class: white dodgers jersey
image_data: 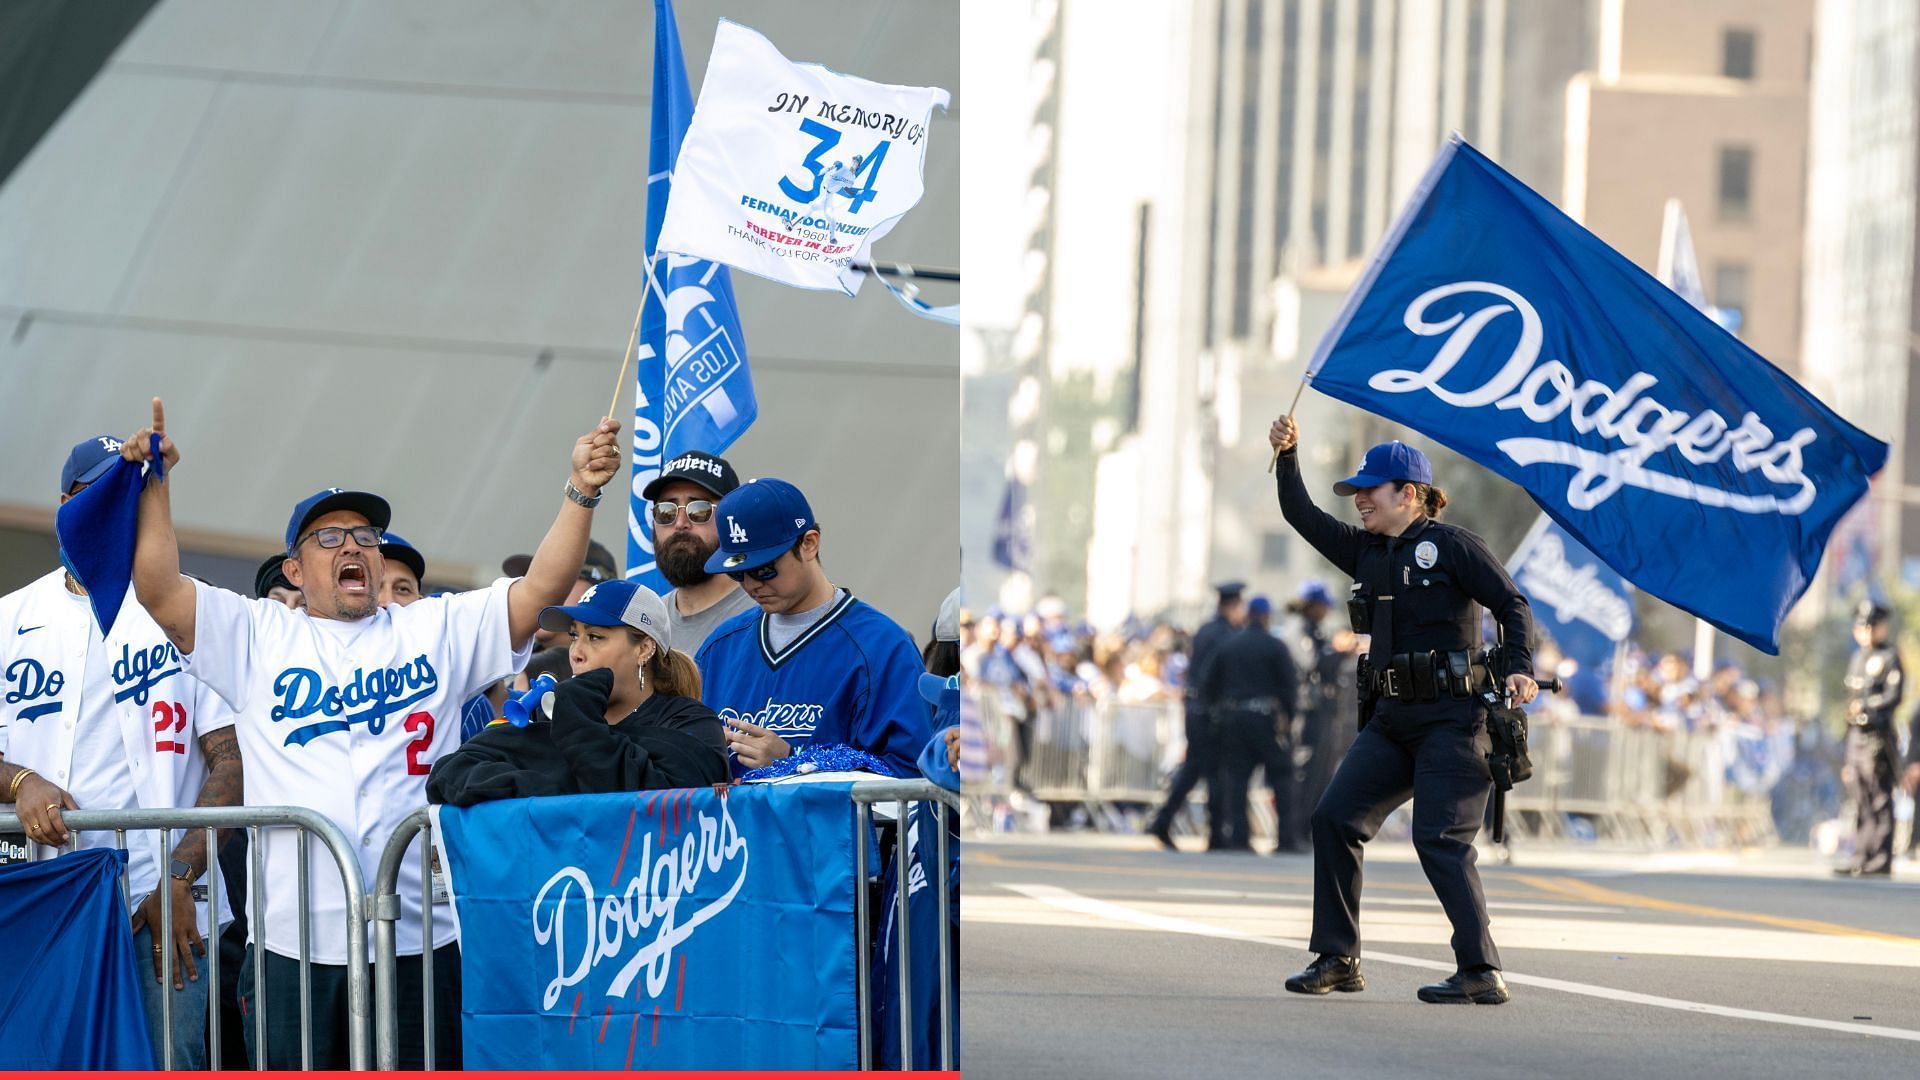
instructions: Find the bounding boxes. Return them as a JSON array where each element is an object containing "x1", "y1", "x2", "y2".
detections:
[{"x1": 184, "y1": 577, "x2": 528, "y2": 963}]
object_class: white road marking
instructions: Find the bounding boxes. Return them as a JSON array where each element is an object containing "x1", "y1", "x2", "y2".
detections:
[
  {"x1": 1000, "y1": 883, "x2": 1920, "y2": 1043},
  {"x1": 1155, "y1": 887, "x2": 1623, "y2": 914}
]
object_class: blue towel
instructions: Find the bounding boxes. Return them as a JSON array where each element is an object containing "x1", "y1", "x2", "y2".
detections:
[{"x1": 53, "y1": 440, "x2": 158, "y2": 636}]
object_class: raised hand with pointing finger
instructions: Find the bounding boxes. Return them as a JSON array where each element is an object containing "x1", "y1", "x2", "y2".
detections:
[{"x1": 121, "y1": 397, "x2": 181, "y2": 476}]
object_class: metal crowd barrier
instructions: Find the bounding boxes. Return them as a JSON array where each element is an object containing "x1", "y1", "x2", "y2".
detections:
[
  {"x1": 0, "y1": 805, "x2": 370, "y2": 1070},
  {"x1": 850, "y1": 778, "x2": 958, "y2": 1072},
  {"x1": 970, "y1": 692, "x2": 1788, "y2": 849},
  {"x1": 371, "y1": 807, "x2": 439, "y2": 1072},
  {"x1": 366, "y1": 782, "x2": 959, "y2": 1073}
]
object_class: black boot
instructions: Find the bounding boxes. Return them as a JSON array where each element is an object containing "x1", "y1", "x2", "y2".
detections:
[
  {"x1": 1416, "y1": 967, "x2": 1510, "y2": 1005},
  {"x1": 1145, "y1": 817, "x2": 1177, "y2": 851},
  {"x1": 1283, "y1": 954, "x2": 1365, "y2": 995}
]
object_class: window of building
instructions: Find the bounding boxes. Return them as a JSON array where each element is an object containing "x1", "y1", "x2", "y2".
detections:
[
  {"x1": 1718, "y1": 145, "x2": 1753, "y2": 221},
  {"x1": 1723, "y1": 28, "x2": 1757, "y2": 79},
  {"x1": 1261, "y1": 531, "x2": 1291, "y2": 568},
  {"x1": 1714, "y1": 262, "x2": 1750, "y2": 331}
]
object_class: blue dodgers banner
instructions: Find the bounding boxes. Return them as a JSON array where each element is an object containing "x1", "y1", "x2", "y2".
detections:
[
  {"x1": 432, "y1": 783, "x2": 859, "y2": 1069},
  {"x1": 1508, "y1": 514, "x2": 1633, "y2": 714},
  {"x1": 1307, "y1": 137, "x2": 1889, "y2": 653},
  {"x1": 0, "y1": 848, "x2": 155, "y2": 1068},
  {"x1": 627, "y1": 0, "x2": 757, "y2": 592}
]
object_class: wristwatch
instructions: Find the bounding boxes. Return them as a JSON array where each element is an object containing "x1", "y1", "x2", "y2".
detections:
[
  {"x1": 565, "y1": 480, "x2": 603, "y2": 508},
  {"x1": 169, "y1": 859, "x2": 195, "y2": 884}
]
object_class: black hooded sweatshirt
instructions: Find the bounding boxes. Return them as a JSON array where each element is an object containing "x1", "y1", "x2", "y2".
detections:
[{"x1": 427, "y1": 667, "x2": 730, "y2": 806}]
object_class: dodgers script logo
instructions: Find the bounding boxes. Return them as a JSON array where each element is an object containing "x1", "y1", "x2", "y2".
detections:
[
  {"x1": 1514, "y1": 533, "x2": 1634, "y2": 640},
  {"x1": 4, "y1": 658, "x2": 65, "y2": 722},
  {"x1": 719, "y1": 698, "x2": 823, "y2": 740},
  {"x1": 532, "y1": 792, "x2": 750, "y2": 1009},
  {"x1": 111, "y1": 641, "x2": 182, "y2": 706},
  {"x1": 270, "y1": 655, "x2": 438, "y2": 747},
  {"x1": 1372, "y1": 282, "x2": 1818, "y2": 514}
]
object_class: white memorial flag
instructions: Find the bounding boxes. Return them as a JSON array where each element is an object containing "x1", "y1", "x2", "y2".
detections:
[{"x1": 655, "y1": 19, "x2": 950, "y2": 296}]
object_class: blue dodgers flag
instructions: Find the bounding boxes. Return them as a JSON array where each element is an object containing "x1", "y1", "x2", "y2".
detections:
[
  {"x1": 0, "y1": 849, "x2": 155, "y2": 1068},
  {"x1": 53, "y1": 456, "x2": 148, "y2": 636},
  {"x1": 433, "y1": 784, "x2": 859, "y2": 1070},
  {"x1": 1307, "y1": 138, "x2": 1889, "y2": 653},
  {"x1": 627, "y1": 0, "x2": 757, "y2": 592},
  {"x1": 1508, "y1": 514, "x2": 1633, "y2": 713}
]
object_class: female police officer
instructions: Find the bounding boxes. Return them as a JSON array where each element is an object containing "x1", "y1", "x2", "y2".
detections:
[{"x1": 1269, "y1": 414, "x2": 1536, "y2": 1005}]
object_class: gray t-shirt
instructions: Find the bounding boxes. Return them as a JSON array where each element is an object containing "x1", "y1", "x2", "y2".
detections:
[
  {"x1": 665, "y1": 584, "x2": 760, "y2": 656},
  {"x1": 768, "y1": 588, "x2": 849, "y2": 653}
]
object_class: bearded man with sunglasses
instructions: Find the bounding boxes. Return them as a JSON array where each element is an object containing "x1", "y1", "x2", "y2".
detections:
[
  {"x1": 117, "y1": 398, "x2": 620, "y2": 1068},
  {"x1": 642, "y1": 451, "x2": 756, "y2": 655},
  {"x1": 693, "y1": 477, "x2": 931, "y2": 778}
]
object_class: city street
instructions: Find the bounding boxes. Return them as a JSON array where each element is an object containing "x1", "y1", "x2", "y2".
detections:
[{"x1": 963, "y1": 835, "x2": 1920, "y2": 1078}]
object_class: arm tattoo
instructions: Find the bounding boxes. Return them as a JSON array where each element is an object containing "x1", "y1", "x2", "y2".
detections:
[
  {"x1": 175, "y1": 729, "x2": 244, "y2": 870},
  {"x1": 199, "y1": 728, "x2": 241, "y2": 772}
]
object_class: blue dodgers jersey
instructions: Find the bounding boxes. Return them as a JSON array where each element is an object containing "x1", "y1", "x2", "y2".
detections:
[{"x1": 696, "y1": 594, "x2": 931, "y2": 778}]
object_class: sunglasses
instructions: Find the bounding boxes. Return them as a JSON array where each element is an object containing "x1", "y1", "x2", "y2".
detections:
[
  {"x1": 296, "y1": 525, "x2": 384, "y2": 551},
  {"x1": 651, "y1": 499, "x2": 716, "y2": 526},
  {"x1": 725, "y1": 543, "x2": 800, "y2": 583}
]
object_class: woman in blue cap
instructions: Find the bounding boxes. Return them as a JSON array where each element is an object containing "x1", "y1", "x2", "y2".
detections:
[
  {"x1": 426, "y1": 580, "x2": 729, "y2": 804},
  {"x1": 1268, "y1": 415, "x2": 1537, "y2": 1006}
]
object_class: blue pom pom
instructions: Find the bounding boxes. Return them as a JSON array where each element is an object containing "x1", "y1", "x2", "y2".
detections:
[{"x1": 741, "y1": 743, "x2": 890, "y2": 781}]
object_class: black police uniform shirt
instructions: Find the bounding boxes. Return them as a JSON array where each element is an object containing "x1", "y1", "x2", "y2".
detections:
[
  {"x1": 1185, "y1": 614, "x2": 1237, "y2": 708},
  {"x1": 1196, "y1": 624, "x2": 1299, "y2": 714},
  {"x1": 1845, "y1": 644, "x2": 1903, "y2": 731},
  {"x1": 1274, "y1": 449, "x2": 1534, "y2": 699}
]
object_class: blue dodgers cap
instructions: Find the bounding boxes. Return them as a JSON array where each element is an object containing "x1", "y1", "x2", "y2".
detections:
[
  {"x1": 1296, "y1": 579, "x2": 1336, "y2": 608},
  {"x1": 379, "y1": 532, "x2": 426, "y2": 581},
  {"x1": 703, "y1": 477, "x2": 817, "y2": 575},
  {"x1": 537, "y1": 578, "x2": 673, "y2": 653},
  {"x1": 285, "y1": 488, "x2": 392, "y2": 551},
  {"x1": 1247, "y1": 596, "x2": 1272, "y2": 618},
  {"x1": 61, "y1": 435, "x2": 124, "y2": 493},
  {"x1": 1332, "y1": 441, "x2": 1433, "y2": 497},
  {"x1": 918, "y1": 672, "x2": 960, "y2": 711}
]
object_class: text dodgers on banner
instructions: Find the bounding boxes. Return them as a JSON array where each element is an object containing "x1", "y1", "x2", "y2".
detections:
[
  {"x1": 433, "y1": 784, "x2": 860, "y2": 1069},
  {"x1": 1508, "y1": 513, "x2": 1633, "y2": 714},
  {"x1": 655, "y1": 19, "x2": 950, "y2": 296},
  {"x1": 628, "y1": 0, "x2": 757, "y2": 591},
  {"x1": 1305, "y1": 137, "x2": 1889, "y2": 654}
]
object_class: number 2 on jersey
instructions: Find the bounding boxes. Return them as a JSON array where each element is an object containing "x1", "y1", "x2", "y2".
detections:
[
  {"x1": 404, "y1": 711, "x2": 436, "y2": 776},
  {"x1": 151, "y1": 701, "x2": 188, "y2": 754}
]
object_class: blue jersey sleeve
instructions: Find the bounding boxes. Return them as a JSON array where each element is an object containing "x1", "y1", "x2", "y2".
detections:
[{"x1": 858, "y1": 626, "x2": 936, "y2": 778}]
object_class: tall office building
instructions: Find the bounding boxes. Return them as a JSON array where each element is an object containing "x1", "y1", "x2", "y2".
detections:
[
  {"x1": 1083, "y1": 0, "x2": 1598, "y2": 622},
  {"x1": 1802, "y1": 0, "x2": 1920, "y2": 589}
]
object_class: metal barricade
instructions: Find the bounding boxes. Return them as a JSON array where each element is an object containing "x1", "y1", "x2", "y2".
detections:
[
  {"x1": 850, "y1": 778, "x2": 959, "y2": 1072},
  {"x1": 374, "y1": 782, "x2": 959, "y2": 1073},
  {"x1": 1088, "y1": 700, "x2": 1181, "y2": 805},
  {"x1": 370, "y1": 807, "x2": 442, "y2": 1072},
  {"x1": 0, "y1": 805, "x2": 371, "y2": 1070},
  {"x1": 1021, "y1": 701, "x2": 1093, "y2": 800}
]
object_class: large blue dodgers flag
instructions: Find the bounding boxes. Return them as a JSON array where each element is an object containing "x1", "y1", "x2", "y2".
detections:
[
  {"x1": 432, "y1": 784, "x2": 860, "y2": 1070},
  {"x1": 1306, "y1": 137, "x2": 1889, "y2": 653},
  {"x1": 627, "y1": 0, "x2": 757, "y2": 591}
]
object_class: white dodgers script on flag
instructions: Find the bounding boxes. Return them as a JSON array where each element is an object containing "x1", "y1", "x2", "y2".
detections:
[{"x1": 655, "y1": 19, "x2": 949, "y2": 296}]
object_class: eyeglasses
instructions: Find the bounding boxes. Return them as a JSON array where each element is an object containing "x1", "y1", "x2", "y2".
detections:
[
  {"x1": 579, "y1": 565, "x2": 613, "y2": 584},
  {"x1": 295, "y1": 525, "x2": 384, "y2": 551},
  {"x1": 651, "y1": 499, "x2": 716, "y2": 526}
]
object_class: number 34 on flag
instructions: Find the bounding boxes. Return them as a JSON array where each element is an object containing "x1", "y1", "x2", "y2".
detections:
[{"x1": 655, "y1": 19, "x2": 950, "y2": 298}]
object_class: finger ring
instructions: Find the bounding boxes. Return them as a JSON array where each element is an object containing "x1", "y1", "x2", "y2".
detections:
[{"x1": 46, "y1": 804, "x2": 59, "y2": 815}]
